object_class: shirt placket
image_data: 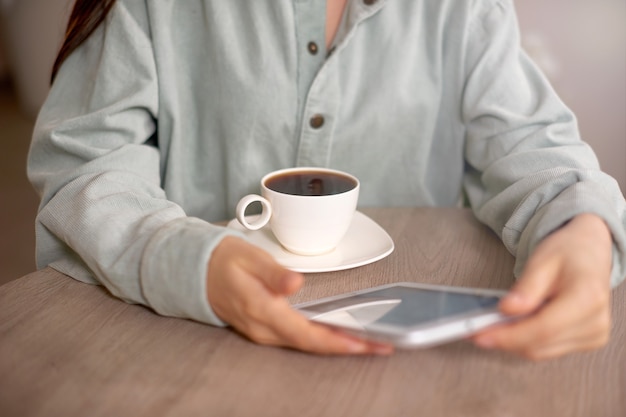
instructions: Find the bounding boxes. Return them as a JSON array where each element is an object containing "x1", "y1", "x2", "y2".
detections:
[{"x1": 294, "y1": 0, "x2": 386, "y2": 167}]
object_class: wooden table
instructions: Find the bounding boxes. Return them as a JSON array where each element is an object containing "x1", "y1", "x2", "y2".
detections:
[{"x1": 1, "y1": 208, "x2": 624, "y2": 417}]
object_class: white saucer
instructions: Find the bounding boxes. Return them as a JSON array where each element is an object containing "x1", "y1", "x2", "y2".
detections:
[{"x1": 226, "y1": 211, "x2": 394, "y2": 273}]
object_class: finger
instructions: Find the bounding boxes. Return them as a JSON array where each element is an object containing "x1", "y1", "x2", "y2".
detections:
[
  {"x1": 499, "y1": 251, "x2": 560, "y2": 317},
  {"x1": 280, "y1": 321, "x2": 392, "y2": 355},
  {"x1": 524, "y1": 322, "x2": 611, "y2": 360},
  {"x1": 235, "y1": 239, "x2": 304, "y2": 296},
  {"x1": 302, "y1": 325, "x2": 395, "y2": 355},
  {"x1": 480, "y1": 297, "x2": 581, "y2": 351},
  {"x1": 474, "y1": 284, "x2": 610, "y2": 356},
  {"x1": 239, "y1": 300, "x2": 393, "y2": 355},
  {"x1": 479, "y1": 319, "x2": 611, "y2": 361},
  {"x1": 523, "y1": 326, "x2": 611, "y2": 361},
  {"x1": 256, "y1": 296, "x2": 393, "y2": 355},
  {"x1": 286, "y1": 319, "x2": 394, "y2": 355}
]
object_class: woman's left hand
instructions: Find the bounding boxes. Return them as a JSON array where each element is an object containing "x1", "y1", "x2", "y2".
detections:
[{"x1": 472, "y1": 213, "x2": 613, "y2": 360}]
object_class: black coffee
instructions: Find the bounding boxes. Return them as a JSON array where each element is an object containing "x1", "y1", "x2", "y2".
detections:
[{"x1": 265, "y1": 171, "x2": 357, "y2": 196}]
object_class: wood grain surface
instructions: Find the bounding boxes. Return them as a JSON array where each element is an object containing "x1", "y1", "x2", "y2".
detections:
[{"x1": 0, "y1": 208, "x2": 624, "y2": 417}]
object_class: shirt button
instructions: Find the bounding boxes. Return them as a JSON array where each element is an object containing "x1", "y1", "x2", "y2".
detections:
[
  {"x1": 309, "y1": 114, "x2": 325, "y2": 129},
  {"x1": 307, "y1": 41, "x2": 319, "y2": 55},
  {"x1": 363, "y1": 0, "x2": 377, "y2": 5}
]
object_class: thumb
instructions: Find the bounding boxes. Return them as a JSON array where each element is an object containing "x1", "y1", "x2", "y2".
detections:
[
  {"x1": 227, "y1": 236, "x2": 305, "y2": 296},
  {"x1": 241, "y1": 243, "x2": 304, "y2": 296},
  {"x1": 263, "y1": 267, "x2": 304, "y2": 296},
  {"x1": 500, "y1": 254, "x2": 559, "y2": 316}
]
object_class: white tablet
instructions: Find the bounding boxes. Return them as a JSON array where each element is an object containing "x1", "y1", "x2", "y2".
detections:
[{"x1": 296, "y1": 282, "x2": 520, "y2": 348}]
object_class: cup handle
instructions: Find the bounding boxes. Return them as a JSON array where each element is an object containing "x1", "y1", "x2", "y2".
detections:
[{"x1": 236, "y1": 194, "x2": 272, "y2": 231}]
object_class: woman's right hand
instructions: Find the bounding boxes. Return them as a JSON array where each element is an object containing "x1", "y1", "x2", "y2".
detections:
[{"x1": 207, "y1": 236, "x2": 393, "y2": 355}]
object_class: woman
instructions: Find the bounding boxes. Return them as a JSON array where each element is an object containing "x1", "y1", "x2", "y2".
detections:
[{"x1": 29, "y1": 0, "x2": 626, "y2": 358}]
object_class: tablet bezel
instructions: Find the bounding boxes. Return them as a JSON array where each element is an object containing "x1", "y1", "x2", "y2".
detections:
[{"x1": 295, "y1": 282, "x2": 516, "y2": 348}]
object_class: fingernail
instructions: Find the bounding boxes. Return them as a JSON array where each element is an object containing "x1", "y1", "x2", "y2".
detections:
[
  {"x1": 503, "y1": 292, "x2": 530, "y2": 310},
  {"x1": 373, "y1": 344, "x2": 394, "y2": 355},
  {"x1": 281, "y1": 273, "x2": 303, "y2": 294},
  {"x1": 504, "y1": 292, "x2": 524, "y2": 305},
  {"x1": 343, "y1": 339, "x2": 368, "y2": 353},
  {"x1": 475, "y1": 336, "x2": 495, "y2": 349}
]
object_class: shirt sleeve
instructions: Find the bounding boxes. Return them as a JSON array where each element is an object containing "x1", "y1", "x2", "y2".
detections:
[
  {"x1": 27, "y1": 1, "x2": 238, "y2": 325},
  {"x1": 461, "y1": 0, "x2": 626, "y2": 287}
]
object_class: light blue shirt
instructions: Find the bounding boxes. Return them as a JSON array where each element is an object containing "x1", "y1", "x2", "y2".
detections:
[{"x1": 28, "y1": 0, "x2": 626, "y2": 326}]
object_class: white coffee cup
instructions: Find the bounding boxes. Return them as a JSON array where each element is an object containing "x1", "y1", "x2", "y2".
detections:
[{"x1": 236, "y1": 167, "x2": 360, "y2": 255}]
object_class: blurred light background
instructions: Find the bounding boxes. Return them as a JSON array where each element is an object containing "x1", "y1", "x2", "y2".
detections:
[{"x1": 0, "y1": 0, "x2": 624, "y2": 284}]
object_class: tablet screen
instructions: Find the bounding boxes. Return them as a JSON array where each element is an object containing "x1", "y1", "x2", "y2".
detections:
[{"x1": 301, "y1": 285, "x2": 502, "y2": 328}]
